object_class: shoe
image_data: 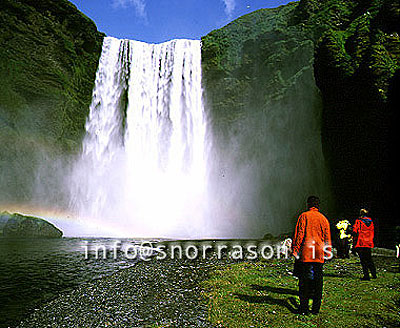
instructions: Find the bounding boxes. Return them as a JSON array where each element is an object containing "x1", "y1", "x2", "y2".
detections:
[
  {"x1": 371, "y1": 275, "x2": 377, "y2": 279},
  {"x1": 311, "y1": 310, "x2": 320, "y2": 315},
  {"x1": 361, "y1": 276, "x2": 370, "y2": 281}
]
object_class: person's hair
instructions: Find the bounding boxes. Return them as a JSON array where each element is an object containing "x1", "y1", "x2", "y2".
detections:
[
  {"x1": 307, "y1": 196, "x2": 320, "y2": 209},
  {"x1": 360, "y1": 208, "x2": 368, "y2": 217}
]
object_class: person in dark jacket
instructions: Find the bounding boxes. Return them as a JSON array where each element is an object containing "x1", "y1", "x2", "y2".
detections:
[
  {"x1": 292, "y1": 196, "x2": 332, "y2": 315},
  {"x1": 353, "y1": 209, "x2": 377, "y2": 280}
]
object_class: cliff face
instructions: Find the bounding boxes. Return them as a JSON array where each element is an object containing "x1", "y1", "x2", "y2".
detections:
[
  {"x1": 308, "y1": 0, "x2": 399, "y2": 241},
  {"x1": 201, "y1": 3, "x2": 333, "y2": 236},
  {"x1": 0, "y1": 0, "x2": 104, "y2": 202},
  {"x1": 202, "y1": 0, "x2": 399, "y2": 240},
  {"x1": 0, "y1": 0, "x2": 104, "y2": 142},
  {"x1": 202, "y1": 2, "x2": 317, "y2": 131}
]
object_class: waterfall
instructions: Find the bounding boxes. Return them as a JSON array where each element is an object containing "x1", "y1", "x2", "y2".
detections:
[
  {"x1": 68, "y1": 36, "x2": 332, "y2": 239},
  {"x1": 69, "y1": 37, "x2": 209, "y2": 238}
]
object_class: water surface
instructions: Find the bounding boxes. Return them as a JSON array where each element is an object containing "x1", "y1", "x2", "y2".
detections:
[{"x1": 0, "y1": 237, "x2": 146, "y2": 328}]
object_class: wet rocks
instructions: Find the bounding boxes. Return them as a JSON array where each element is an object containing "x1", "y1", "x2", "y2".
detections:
[
  {"x1": 17, "y1": 255, "x2": 222, "y2": 327},
  {"x1": 0, "y1": 212, "x2": 62, "y2": 238}
]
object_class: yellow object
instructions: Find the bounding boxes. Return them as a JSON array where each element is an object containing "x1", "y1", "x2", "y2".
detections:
[{"x1": 336, "y1": 220, "x2": 351, "y2": 240}]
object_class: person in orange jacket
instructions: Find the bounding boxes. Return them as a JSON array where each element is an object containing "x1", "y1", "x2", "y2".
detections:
[
  {"x1": 292, "y1": 196, "x2": 332, "y2": 315},
  {"x1": 353, "y1": 209, "x2": 377, "y2": 280}
]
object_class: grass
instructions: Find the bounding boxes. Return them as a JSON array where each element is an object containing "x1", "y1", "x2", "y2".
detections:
[{"x1": 201, "y1": 256, "x2": 400, "y2": 327}]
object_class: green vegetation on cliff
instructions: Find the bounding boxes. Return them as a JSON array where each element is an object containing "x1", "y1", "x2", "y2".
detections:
[
  {"x1": 307, "y1": 0, "x2": 399, "y2": 240},
  {"x1": 201, "y1": 0, "x2": 399, "y2": 239},
  {"x1": 0, "y1": 0, "x2": 104, "y2": 202},
  {"x1": 297, "y1": 0, "x2": 400, "y2": 98},
  {"x1": 201, "y1": 2, "x2": 332, "y2": 235},
  {"x1": 202, "y1": 2, "x2": 316, "y2": 128},
  {"x1": 0, "y1": 0, "x2": 103, "y2": 144}
]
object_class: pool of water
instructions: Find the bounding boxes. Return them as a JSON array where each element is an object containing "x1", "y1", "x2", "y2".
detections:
[{"x1": 0, "y1": 238, "x2": 153, "y2": 328}]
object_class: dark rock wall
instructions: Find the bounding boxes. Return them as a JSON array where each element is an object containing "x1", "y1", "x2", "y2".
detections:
[{"x1": 310, "y1": 0, "x2": 399, "y2": 245}]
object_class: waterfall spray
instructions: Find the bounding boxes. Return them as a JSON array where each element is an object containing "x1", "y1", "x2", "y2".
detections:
[{"x1": 69, "y1": 37, "x2": 210, "y2": 238}]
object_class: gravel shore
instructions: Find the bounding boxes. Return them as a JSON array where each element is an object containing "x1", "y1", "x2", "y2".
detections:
[
  {"x1": 17, "y1": 254, "x2": 221, "y2": 328},
  {"x1": 14, "y1": 240, "x2": 398, "y2": 327}
]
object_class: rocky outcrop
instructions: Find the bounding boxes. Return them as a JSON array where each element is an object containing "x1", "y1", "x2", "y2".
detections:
[{"x1": 0, "y1": 212, "x2": 63, "y2": 238}]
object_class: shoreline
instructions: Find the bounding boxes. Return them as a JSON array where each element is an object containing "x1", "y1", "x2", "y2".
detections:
[
  {"x1": 14, "y1": 244, "x2": 399, "y2": 327},
  {"x1": 16, "y1": 253, "x2": 224, "y2": 328}
]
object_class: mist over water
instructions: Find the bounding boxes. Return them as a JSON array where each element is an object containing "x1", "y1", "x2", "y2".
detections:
[
  {"x1": 69, "y1": 37, "x2": 210, "y2": 238},
  {"x1": 206, "y1": 102, "x2": 332, "y2": 238}
]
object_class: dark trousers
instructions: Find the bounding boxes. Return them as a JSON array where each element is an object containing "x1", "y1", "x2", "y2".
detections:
[
  {"x1": 356, "y1": 247, "x2": 376, "y2": 278},
  {"x1": 337, "y1": 239, "x2": 350, "y2": 258},
  {"x1": 298, "y1": 262, "x2": 324, "y2": 313}
]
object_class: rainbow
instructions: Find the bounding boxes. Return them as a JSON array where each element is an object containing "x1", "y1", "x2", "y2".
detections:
[{"x1": 0, "y1": 203, "x2": 134, "y2": 238}]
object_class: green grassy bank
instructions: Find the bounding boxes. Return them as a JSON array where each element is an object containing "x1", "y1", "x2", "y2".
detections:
[{"x1": 201, "y1": 256, "x2": 400, "y2": 327}]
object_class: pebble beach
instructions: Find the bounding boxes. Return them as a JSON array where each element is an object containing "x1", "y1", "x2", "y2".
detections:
[{"x1": 16, "y1": 254, "x2": 221, "y2": 328}]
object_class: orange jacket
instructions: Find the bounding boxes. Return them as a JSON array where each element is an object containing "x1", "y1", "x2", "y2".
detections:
[
  {"x1": 353, "y1": 217, "x2": 374, "y2": 248},
  {"x1": 292, "y1": 207, "x2": 332, "y2": 263}
]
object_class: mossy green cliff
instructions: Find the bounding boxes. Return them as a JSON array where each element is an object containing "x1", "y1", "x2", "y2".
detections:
[
  {"x1": 311, "y1": 0, "x2": 399, "y2": 239},
  {"x1": 299, "y1": 0, "x2": 399, "y2": 242},
  {"x1": 0, "y1": 0, "x2": 104, "y2": 202},
  {"x1": 0, "y1": 0, "x2": 103, "y2": 142},
  {"x1": 201, "y1": 2, "x2": 332, "y2": 236},
  {"x1": 201, "y1": 0, "x2": 399, "y2": 242}
]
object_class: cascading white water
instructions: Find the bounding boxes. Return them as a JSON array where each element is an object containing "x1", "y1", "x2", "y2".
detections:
[{"x1": 69, "y1": 37, "x2": 210, "y2": 238}]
